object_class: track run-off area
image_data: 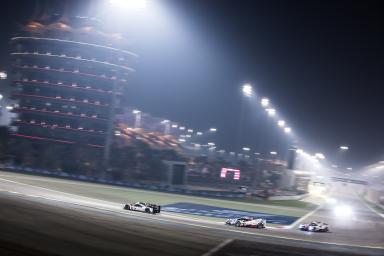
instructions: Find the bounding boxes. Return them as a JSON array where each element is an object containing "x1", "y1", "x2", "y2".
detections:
[{"x1": 0, "y1": 170, "x2": 383, "y2": 256}]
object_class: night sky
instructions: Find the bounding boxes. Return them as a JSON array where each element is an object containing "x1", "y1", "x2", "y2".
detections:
[{"x1": 0, "y1": 0, "x2": 383, "y2": 169}]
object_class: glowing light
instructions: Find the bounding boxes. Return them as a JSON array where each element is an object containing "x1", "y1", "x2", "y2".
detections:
[
  {"x1": 242, "y1": 147, "x2": 250, "y2": 151},
  {"x1": 207, "y1": 142, "x2": 215, "y2": 146},
  {"x1": 0, "y1": 71, "x2": 7, "y2": 80},
  {"x1": 277, "y1": 120, "x2": 285, "y2": 127},
  {"x1": 109, "y1": 0, "x2": 147, "y2": 9},
  {"x1": 284, "y1": 127, "x2": 291, "y2": 133},
  {"x1": 196, "y1": 132, "x2": 203, "y2": 135},
  {"x1": 0, "y1": 94, "x2": 3, "y2": 100},
  {"x1": 242, "y1": 84, "x2": 253, "y2": 97},
  {"x1": 178, "y1": 138, "x2": 186, "y2": 142},
  {"x1": 296, "y1": 149, "x2": 303, "y2": 154},
  {"x1": 171, "y1": 124, "x2": 178, "y2": 128},
  {"x1": 346, "y1": 167, "x2": 353, "y2": 170},
  {"x1": 334, "y1": 205, "x2": 353, "y2": 218},
  {"x1": 209, "y1": 128, "x2": 217, "y2": 132},
  {"x1": 326, "y1": 198, "x2": 337, "y2": 205},
  {"x1": 5, "y1": 106, "x2": 13, "y2": 110},
  {"x1": 161, "y1": 119, "x2": 169, "y2": 124},
  {"x1": 270, "y1": 151, "x2": 277, "y2": 155},
  {"x1": 261, "y1": 97, "x2": 269, "y2": 107},
  {"x1": 132, "y1": 109, "x2": 141, "y2": 114},
  {"x1": 266, "y1": 108, "x2": 276, "y2": 116},
  {"x1": 340, "y1": 145, "x2": 349, "y2": 150},
  {"x1": 179, "y1": 126, "x2": 185, "y2": 130},
  {"x1": 187, "y1": 129, "x2": 193, "y2": 133}
]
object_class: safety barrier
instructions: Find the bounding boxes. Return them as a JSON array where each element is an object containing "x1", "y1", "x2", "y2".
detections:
[{"x1": 3, "y1": 165, "x2": 246, "y2": 199}]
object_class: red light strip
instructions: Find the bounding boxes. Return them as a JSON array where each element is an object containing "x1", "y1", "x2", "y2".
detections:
[
  {"x1": 12, "y1": 93, "x2": 108, "y2": 107},
  {"x1": 12, "y1": 80, "x2": 116, "y2": 95},
  {"x1": 11, "y1": 133, "x2": 75, "y2": 144},
  {"x1": 12, "y1": 133, "x2": 104, "y2": 149},
  {"x1": 11, "y1": 52, "x2": 134, "y2": 71},
  {"x1": 13, "y1": 107, "x2": 108, "y2": 121},
  {"x1": 14, "y1": 120, "x2": 105, "y2": 135},
  {"x1": 12, "y1": 64, "x2": 126, "y2": 83}
]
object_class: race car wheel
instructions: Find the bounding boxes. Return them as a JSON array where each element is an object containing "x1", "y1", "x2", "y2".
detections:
[
  {"x1": 124, "y1": 204, "x2": 130, "y2": 210},
  {"x1": 145, "y1": 208, "x2": 150, "y2": 213},
  {"x1": 235, "y1": 221, "x2": 241, "y2": 227},
  {"x1": 256, "y1": 223, "x2": 262, "y2": 229}
]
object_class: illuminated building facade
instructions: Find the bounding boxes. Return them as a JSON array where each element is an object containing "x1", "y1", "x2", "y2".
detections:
[{"x1": 9, "y1": 18, "x2": 136, "y2": 169}]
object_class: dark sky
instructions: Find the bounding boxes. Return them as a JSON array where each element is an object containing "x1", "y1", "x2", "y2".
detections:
[{"x1": 0, "y1": 0, "x2": 383, "y2": 168}]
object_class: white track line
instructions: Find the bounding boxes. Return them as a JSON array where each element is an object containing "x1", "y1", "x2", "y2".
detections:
[
  {"x1": 200, "y1": 239, "x2": 234, "y2": 256},
  {"x1": 286, "y1": 204, "x2": 323, "y2": 229},
  {"x1": 1, "y1": 177, "x2": 383, "y2": 250}
]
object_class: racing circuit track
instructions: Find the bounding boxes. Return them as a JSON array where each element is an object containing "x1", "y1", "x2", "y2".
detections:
[{"x1": 0, "y1": 170, "x2": 383, "y2": 256}]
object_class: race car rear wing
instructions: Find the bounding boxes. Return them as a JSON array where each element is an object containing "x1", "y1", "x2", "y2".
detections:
[
  {"x1": 147, "y1": 204, "x2": 161, "y2": 213},
  {"x1": 152, "y1": 205, "x2": 161, "y2": 213}
]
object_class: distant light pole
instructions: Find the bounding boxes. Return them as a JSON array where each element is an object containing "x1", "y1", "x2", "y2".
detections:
[
  {"x1": 0, "y1": 71, "x2": 6, "y2": 80},
  {"x1": 277, "y1": 120, "x2": 285, "y2": 127},
  {"x1": 284, "y1": 127, "x2": 291, "y2": 134},
  {"x1": 261, "y1": 97, "x2": 269, "y2": 107},
  {"x1": 242, "y1": 83, "x2": 253, "y2": 97},
  {"x1": 340, "y1": 145, "x2": 349, "y2": 151},
  {"x1": 265, "y1": 108, "x2": 276, "y2": 117}
]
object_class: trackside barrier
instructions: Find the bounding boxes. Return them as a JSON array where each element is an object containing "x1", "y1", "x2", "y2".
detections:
[{"x1": 3, "y1": 165, "x2": 246, "y2": 199}]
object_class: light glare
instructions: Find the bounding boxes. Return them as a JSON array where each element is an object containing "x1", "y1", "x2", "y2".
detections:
[
  {"x1": 266, "y1": 108, "x2": 276, "y2": 116},
  {"x1": 284, "y1": 127, "x2": 291, "y2": 133},
  {"x1": 261, "y1": 97, "x2": 269, "y2": 107},
  {"x1": 109, "y1": 0, "x2": 147, "y2": 9},
  {"x1": 242, "y1": 84, "x2": 253, "y2": 97}
]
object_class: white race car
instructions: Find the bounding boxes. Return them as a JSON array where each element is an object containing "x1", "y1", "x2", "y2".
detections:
[
  {"x1": 299, "y1": 221, "x2": 329, "y2": 232},
  {"x1": 225, "y1": 217, "x2": 266, "y2": 228},
  {"x1": 123, "y1": 202, "x2": 161, "y2": 214}
]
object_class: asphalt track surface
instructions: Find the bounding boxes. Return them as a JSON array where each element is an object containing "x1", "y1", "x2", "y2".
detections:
[{"x1": 0, "y1": 171, "x2": 383, "y2": 256}]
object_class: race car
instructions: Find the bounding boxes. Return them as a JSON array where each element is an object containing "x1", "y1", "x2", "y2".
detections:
[
  {"x1": 299, "y1": 221, "x2": 329, "y2": 232},
  {"x1": 123, "y1": 202, "x2": 161, "y2": 214},
  {"x1": 225, "y1": 217, "x2": 266, "y2": 228}
]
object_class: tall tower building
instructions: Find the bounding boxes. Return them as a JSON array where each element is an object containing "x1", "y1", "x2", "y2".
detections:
[{"x1": 9, "y1": 17, "x2": 136, "y2": 172}]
